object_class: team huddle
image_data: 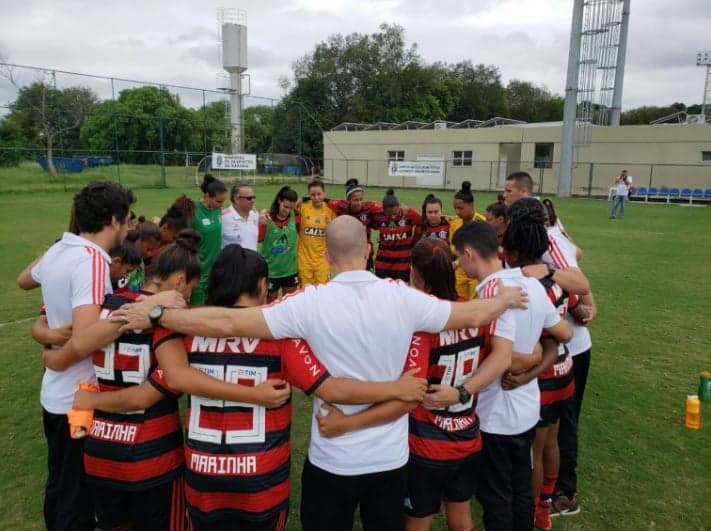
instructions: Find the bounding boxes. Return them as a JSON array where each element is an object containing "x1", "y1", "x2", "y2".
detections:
[{"x1": 18, "y1": 171, "x2": 595, "y2": 531}]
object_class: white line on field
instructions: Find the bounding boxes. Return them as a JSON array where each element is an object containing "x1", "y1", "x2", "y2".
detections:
[{"x1": 0, "y1": 316, "x2": 35, "y2": 327}]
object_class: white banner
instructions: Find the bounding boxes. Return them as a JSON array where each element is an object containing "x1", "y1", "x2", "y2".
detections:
[
  {"x1": 211, "y1": 152, "x2": 257, "y2": 170},
  {"x1": 388, "y1": 160, "x2": 443, "y2": 185}
]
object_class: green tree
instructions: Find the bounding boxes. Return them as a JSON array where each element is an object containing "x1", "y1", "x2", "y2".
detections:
[
  {"x1": 0, "y1": 117, "x2": 24, "y2": 166},
  {"x1": 6, "y1": 82, "x2": 98, "y2": 176},
  {"x1": 620, "y1": 102, "x2": 687, "y2": 124},
  {"x1": 505, "y1": 80, "x2": 564, "y2": 122},
  {"x1": 244, "y1": 105, "x2": 274, "y2": 154},
  {"x1": 448, "y1": 62, "x2": 508, "y2": 121},
  {"x1": 80, "y1": 86, "x2": 194, "y2": 164}
]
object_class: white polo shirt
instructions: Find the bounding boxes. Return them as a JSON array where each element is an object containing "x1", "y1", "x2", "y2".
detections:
[
  {"x1": 221, "y1": 205, "x2": 259, "y2": 250},
  {"x1": 31, "y1": 232, "x2": 110, "y2": 414},
  {"x1": 475, "y1": 268, "x2": 560, "y2": 435},
  {"x1": 263, "y1": 270, "x2": 451, "y2": 476},
  {"x1": 543, "y1": 227, "x2": 592, "y2": 356}
]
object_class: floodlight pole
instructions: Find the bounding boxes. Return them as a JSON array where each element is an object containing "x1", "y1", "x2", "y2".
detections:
[
  {"x1": 697, "y1": 51, "x2": 711, "y2": 117},
  {"x1": 559, "y1": 0, "x2": 585, "y2": 197},
  {"x1": 610, "y1": 0, "x2": 631, "y2": 126}
]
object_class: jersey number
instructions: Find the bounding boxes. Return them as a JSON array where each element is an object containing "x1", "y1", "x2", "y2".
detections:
[
  {"x1": 188, "y1": 364, "x2": 268, "y2": 445},
  {"x1": 94, "y1": 341, "x2": 151, "y2": 385},
  {"x1": 436, "y1": 346, "x2": 480, "y2": 413}
]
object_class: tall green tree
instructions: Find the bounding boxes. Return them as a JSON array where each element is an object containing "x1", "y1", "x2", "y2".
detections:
[
  {"x1": 448, "y1": 62, "x2": 508, "y2": 121},
  {"x1": 505, "y1": 80, "x2": 564, "y2": 122},
  {"x1": 244, "y1": 105, "x2": 275, "y2": 154},
  {"x1": 6, "y1": 82, "x2": 97, "y2": 177}
]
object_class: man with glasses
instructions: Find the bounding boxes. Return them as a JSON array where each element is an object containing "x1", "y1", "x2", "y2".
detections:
[{"x1": 222, "y1": 184, "x2": 261, "y2": 251}]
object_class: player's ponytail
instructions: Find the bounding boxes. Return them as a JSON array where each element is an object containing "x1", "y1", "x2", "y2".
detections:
[
  {"x1": 454, "y1": 181, "x2": 474, "y2": 204},
  {"x1": 382, "y1": 188, "x2": 399, "y2": 209},
  {"x1": 149, "y1": 228, "x2": 202, "y2": 284},
  {"x1": 206, "y1": 245, "x2": 269, "y2": 307},
  {"x1": 411, "y1": 238, "x2": 457, "y2": 301}
]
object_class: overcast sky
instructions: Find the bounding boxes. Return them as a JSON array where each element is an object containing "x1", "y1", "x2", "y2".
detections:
[{"x1": 1, "y1": 0, "x2": 709, "y2": 115}]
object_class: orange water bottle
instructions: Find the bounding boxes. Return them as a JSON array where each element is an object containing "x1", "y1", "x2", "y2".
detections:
[{"x1": 685, "y1": 395, "x2": 700, "y2": 430}]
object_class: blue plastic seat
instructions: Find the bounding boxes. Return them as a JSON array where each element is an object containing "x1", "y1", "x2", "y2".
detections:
[
  {"x1": 659, "y1": 186, "x2": 669, "y2": 197},
  {"x1": 635, "y1": 186, "x2": 647, "y2": 196},
  {"x1": 647, "y1": 187, "x2": 658, "y2": 197},
  {"x1": 704, "y1": 189, "x2": 711, "y2": 199},
  {"x1": 669, "y1": 188, "x2": 680, "y2": 199},
  {"x1": 680, "y1": 188, "x2": 692, "y2": 200},
  {"x1": 692, "y1": 188, "x2": 703, "y2": 198}
]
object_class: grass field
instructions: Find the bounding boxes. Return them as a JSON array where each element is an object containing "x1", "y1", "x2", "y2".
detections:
[{"x1": 1, "y1": 175, "x2": 710, "y2": 530}]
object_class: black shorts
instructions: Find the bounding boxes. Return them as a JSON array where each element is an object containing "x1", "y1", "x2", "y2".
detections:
[
  {"x1": 188, "y1": 506, "x2": 288, "y2": 531},
  {"x1": 404, "y1": 454, "x2": 481, "y2": 517},
  {"x1": 92, "y1": 476, "x2": 184, "y2": 531},
  {"x1": 538, "y1": 397, "x2": 574, "y2": 428},
  {"x1": 268, "y1": 275, "x2": 298, "y2": 292}
]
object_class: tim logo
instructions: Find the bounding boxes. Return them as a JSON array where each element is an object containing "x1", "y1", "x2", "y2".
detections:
[{"x1": 215, "y1": 155, "x2": 222, "y2": 166}]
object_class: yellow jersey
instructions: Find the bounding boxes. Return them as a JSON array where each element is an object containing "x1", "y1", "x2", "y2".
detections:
[
  {"x1": 450, "y1": 212, "x2": 486, "y2": 299},
  {"x1": 297, "y1": 201, "x2": 336, "y2": 270}
]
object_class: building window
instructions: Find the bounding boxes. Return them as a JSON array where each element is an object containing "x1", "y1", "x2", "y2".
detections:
[
  {"x1": 388, "y1": 150, "x2": 405, "y2": 161},
  {"x1": 702, "y1": 151, "x2": 711, "y2": 162},
  {"x1": 534, "y1": 143, "x2": 554, "y2": 169},
  {"x1": 452, "y1": 151, "x2": 473, "y2": 167}
]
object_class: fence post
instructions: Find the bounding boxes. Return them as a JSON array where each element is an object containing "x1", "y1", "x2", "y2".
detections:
[
  {"x1": 587, "y1": 162, "x2": 594, "y2": 197},
  {"x1": 489, "y1": 161, "x2": 494, "y2": 191},
  {"x1": 648, "y1": 164, "x2": 654, "y2": 188},
  {"x1": 159, "y1": 116, "x2": 166, "y2": 187},
  {"x1": 110, "y1": 78, "x2": 121, "y2": 184}
]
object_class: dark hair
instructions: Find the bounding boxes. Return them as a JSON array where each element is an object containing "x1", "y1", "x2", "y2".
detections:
[
  {"x1": 269, "y1": 186, "x2": 298, "y2": 220},
  {"x1": 345, "y1": 178, "x2": 363, "y2": 199},
  {"x1": 454, "y1": 181, "x2": 474, "y2": 204},
  {"x1": 68, "y1": 206, "x2": 79, "y2": 234},
  {"x1": 160, "y1": 195, "x2": 196, "y2": 232},
  {"x1": 308, "y1": 178, "x2": 325, "y2": 191},
  {"x1": 230, "y1": 183, "x2": 251, "y2": 202},
  {"x1": 411, "y1": 238, "x2": 457, "y2": 301},
  {"x1": 485, "y1": 202, "x2": 508, "y2": 222},
  {"x1": 452, "y1": 220, "x2": 498, "y2": 260},
  {"x1": 108, "y1": 241, "x2": 142, "y2": 267},
  {"x1": 200, "y1": 173, "x2": 227, "y2": 197},
  {"x1": 541, "y1": 198, "x2": 558, "y2": 227},
  {"x1": 126, "y1": 221, "x2": 161, "y2": 244},
  {"x1": 421, "y1": 193, "x2": 443, "y2": 223},
  {"x1": 503, "y1": 197, "x2": 549, "y2": 264},
  {"x1": 72, "y1": 182, "x2": 135, "y2": 233},
  {"x1": 206, "y1": 245, "x2": 269, "y2": 307},
  {"x1": 382, "y1": 188, "x2": 399, "y2": 209},
  {"x1": 497, "y1": 193, "x2": 506, "y2": 204},
  {"x1": 505, "y1": 171, "x2": 534, "y2": 193},
  {"x1": 149, "y1": 229, "x2": 202, "y2": 283}
]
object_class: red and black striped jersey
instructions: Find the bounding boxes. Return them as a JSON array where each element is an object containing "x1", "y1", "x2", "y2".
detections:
[
  {"x1": 371, "y1": 208, "x2": 423, "y2": 277},
  {"x1": 407, "y1": 323, "x2": 492, "y2": 467},
  {"x1": 84, "y1": 290, "x2": 183, "y2": 491},
  {"x1": 537, "y1": 278, "x2": 577, "y2": 405},
  {"x1": 415, "y1": 218, "x2": 450, "y2": 245},
  {"x1": 327, "y1": 199, "x2": 381, "y2": 240},
  {"x1": 151, "y1": 328, "x2": 330, "y2": 522}
]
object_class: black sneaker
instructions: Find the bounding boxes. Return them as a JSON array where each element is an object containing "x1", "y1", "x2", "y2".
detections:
[{"x1": 550, "y1": 492, "x2": 580, "y2": 517}]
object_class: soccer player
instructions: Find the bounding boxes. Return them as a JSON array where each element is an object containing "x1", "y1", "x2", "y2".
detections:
[
  {"x1": 259, "y1": 185, "x2": 300, "y2": 302},
  {"x1": 485, "y1": 201, "x2": 508, "y2": 264},
  {"x1": 125, "y1": 219, "x2": 161, "y2": 291},
  {"x1": 158, "y1": 195, "x2": 196, "y2": 246},
  {"x1": 25, "y1": 181, "x2": 135, "y2": 531},
  {"x1": 222, "y1": 183, "x2": 260, "y2": 250},
  {"x1": 327, "y1": 178, "x2": 381, "y2": 270},
  {"x1": 371, "y1": 188, "x2": 422, "y2": 282},
  {"x1": 449, "y1": 181, "x2": 486, "y2": 299},
  {"x1": 113, "y1": 216, "x2": 528, "y2": 531},
  {"x1": 45, "y1": 230, "x2": 203, "y2": 531},
  {"x1": 400, "y1": 238, "x2": 514, "y2": 531},
  {"x1": 191, "y1": 174, "x2": 227, "y2": 304},
  {"x1": 500, "y1": 198, "x2": 589, "y2": 531},
  {"x1": 452, "y1": 221, "x2": 572, "y2": 531},
  {"x1": 416, "y1": 193, "x2": 450, "y2": 244},
  {"x1": 297, "y1": 179, "x2": 336, "y2": 286}
]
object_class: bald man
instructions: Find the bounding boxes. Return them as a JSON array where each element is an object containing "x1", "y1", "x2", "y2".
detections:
[{"x1": 114, "y1": 216, "x2": 527, "y2": 531}]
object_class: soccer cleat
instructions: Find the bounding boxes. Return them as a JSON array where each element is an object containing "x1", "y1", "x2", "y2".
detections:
[
  {"x1": 67, "y1": 381, "x2": 98, "y2": 439},
  {"x1": 550, "y1": 492, "x2": 581, "y2": 517},
  {"x1": 534, "y1": 501, "x2": 553, "y2": 531}
]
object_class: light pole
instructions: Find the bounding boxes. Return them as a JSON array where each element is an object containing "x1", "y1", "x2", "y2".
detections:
[{"x1": 697, "y1": 51, "x2": 711, "y2": 118}]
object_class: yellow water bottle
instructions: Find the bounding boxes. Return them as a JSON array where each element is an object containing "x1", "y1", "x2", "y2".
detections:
[{"x1": 685, "y1": 395, "x2": 700, "y2": 430}]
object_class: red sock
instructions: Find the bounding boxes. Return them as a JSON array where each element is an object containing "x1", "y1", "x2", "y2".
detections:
[{"x1": 540, "y1": 474, "x2": 558, "y2": 503}]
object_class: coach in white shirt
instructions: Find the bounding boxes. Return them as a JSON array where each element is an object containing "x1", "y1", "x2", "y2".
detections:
[
  {"x1": 221, "y1": 184, "x2": 260, "y2": 250},
  {"x1": 114, "y1": 216, "x2": 527, "y2": 531}
]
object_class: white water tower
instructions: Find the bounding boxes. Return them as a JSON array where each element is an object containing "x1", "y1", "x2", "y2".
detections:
[{"x1": 218, "y1": 8, "x2": 248, "y2": 154}]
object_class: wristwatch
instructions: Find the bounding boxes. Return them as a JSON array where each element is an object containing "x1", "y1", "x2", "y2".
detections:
[
  {"x1": 456, "y1": 385, "x2": 472, "y2": 404},
  {"x1": 148, "y1": 305, "x2": 165, "y2": 327},
  {"x1": 544, "y1": 265, "x2": 556, "y2": 280}
]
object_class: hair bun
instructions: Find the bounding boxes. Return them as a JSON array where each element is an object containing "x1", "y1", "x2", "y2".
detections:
[
  {"x1": 461, "y1": 181, "x2": 471, "y2": 192},
  {"x1": 345, "y1": 178, "x2": 359, "y2": 188},
  {"x1": 386, "y1": 188, "x2": 395, "y2": 195},
  {"x1": 174, "y1": 228, "x2": 202, "y2": 254}
]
